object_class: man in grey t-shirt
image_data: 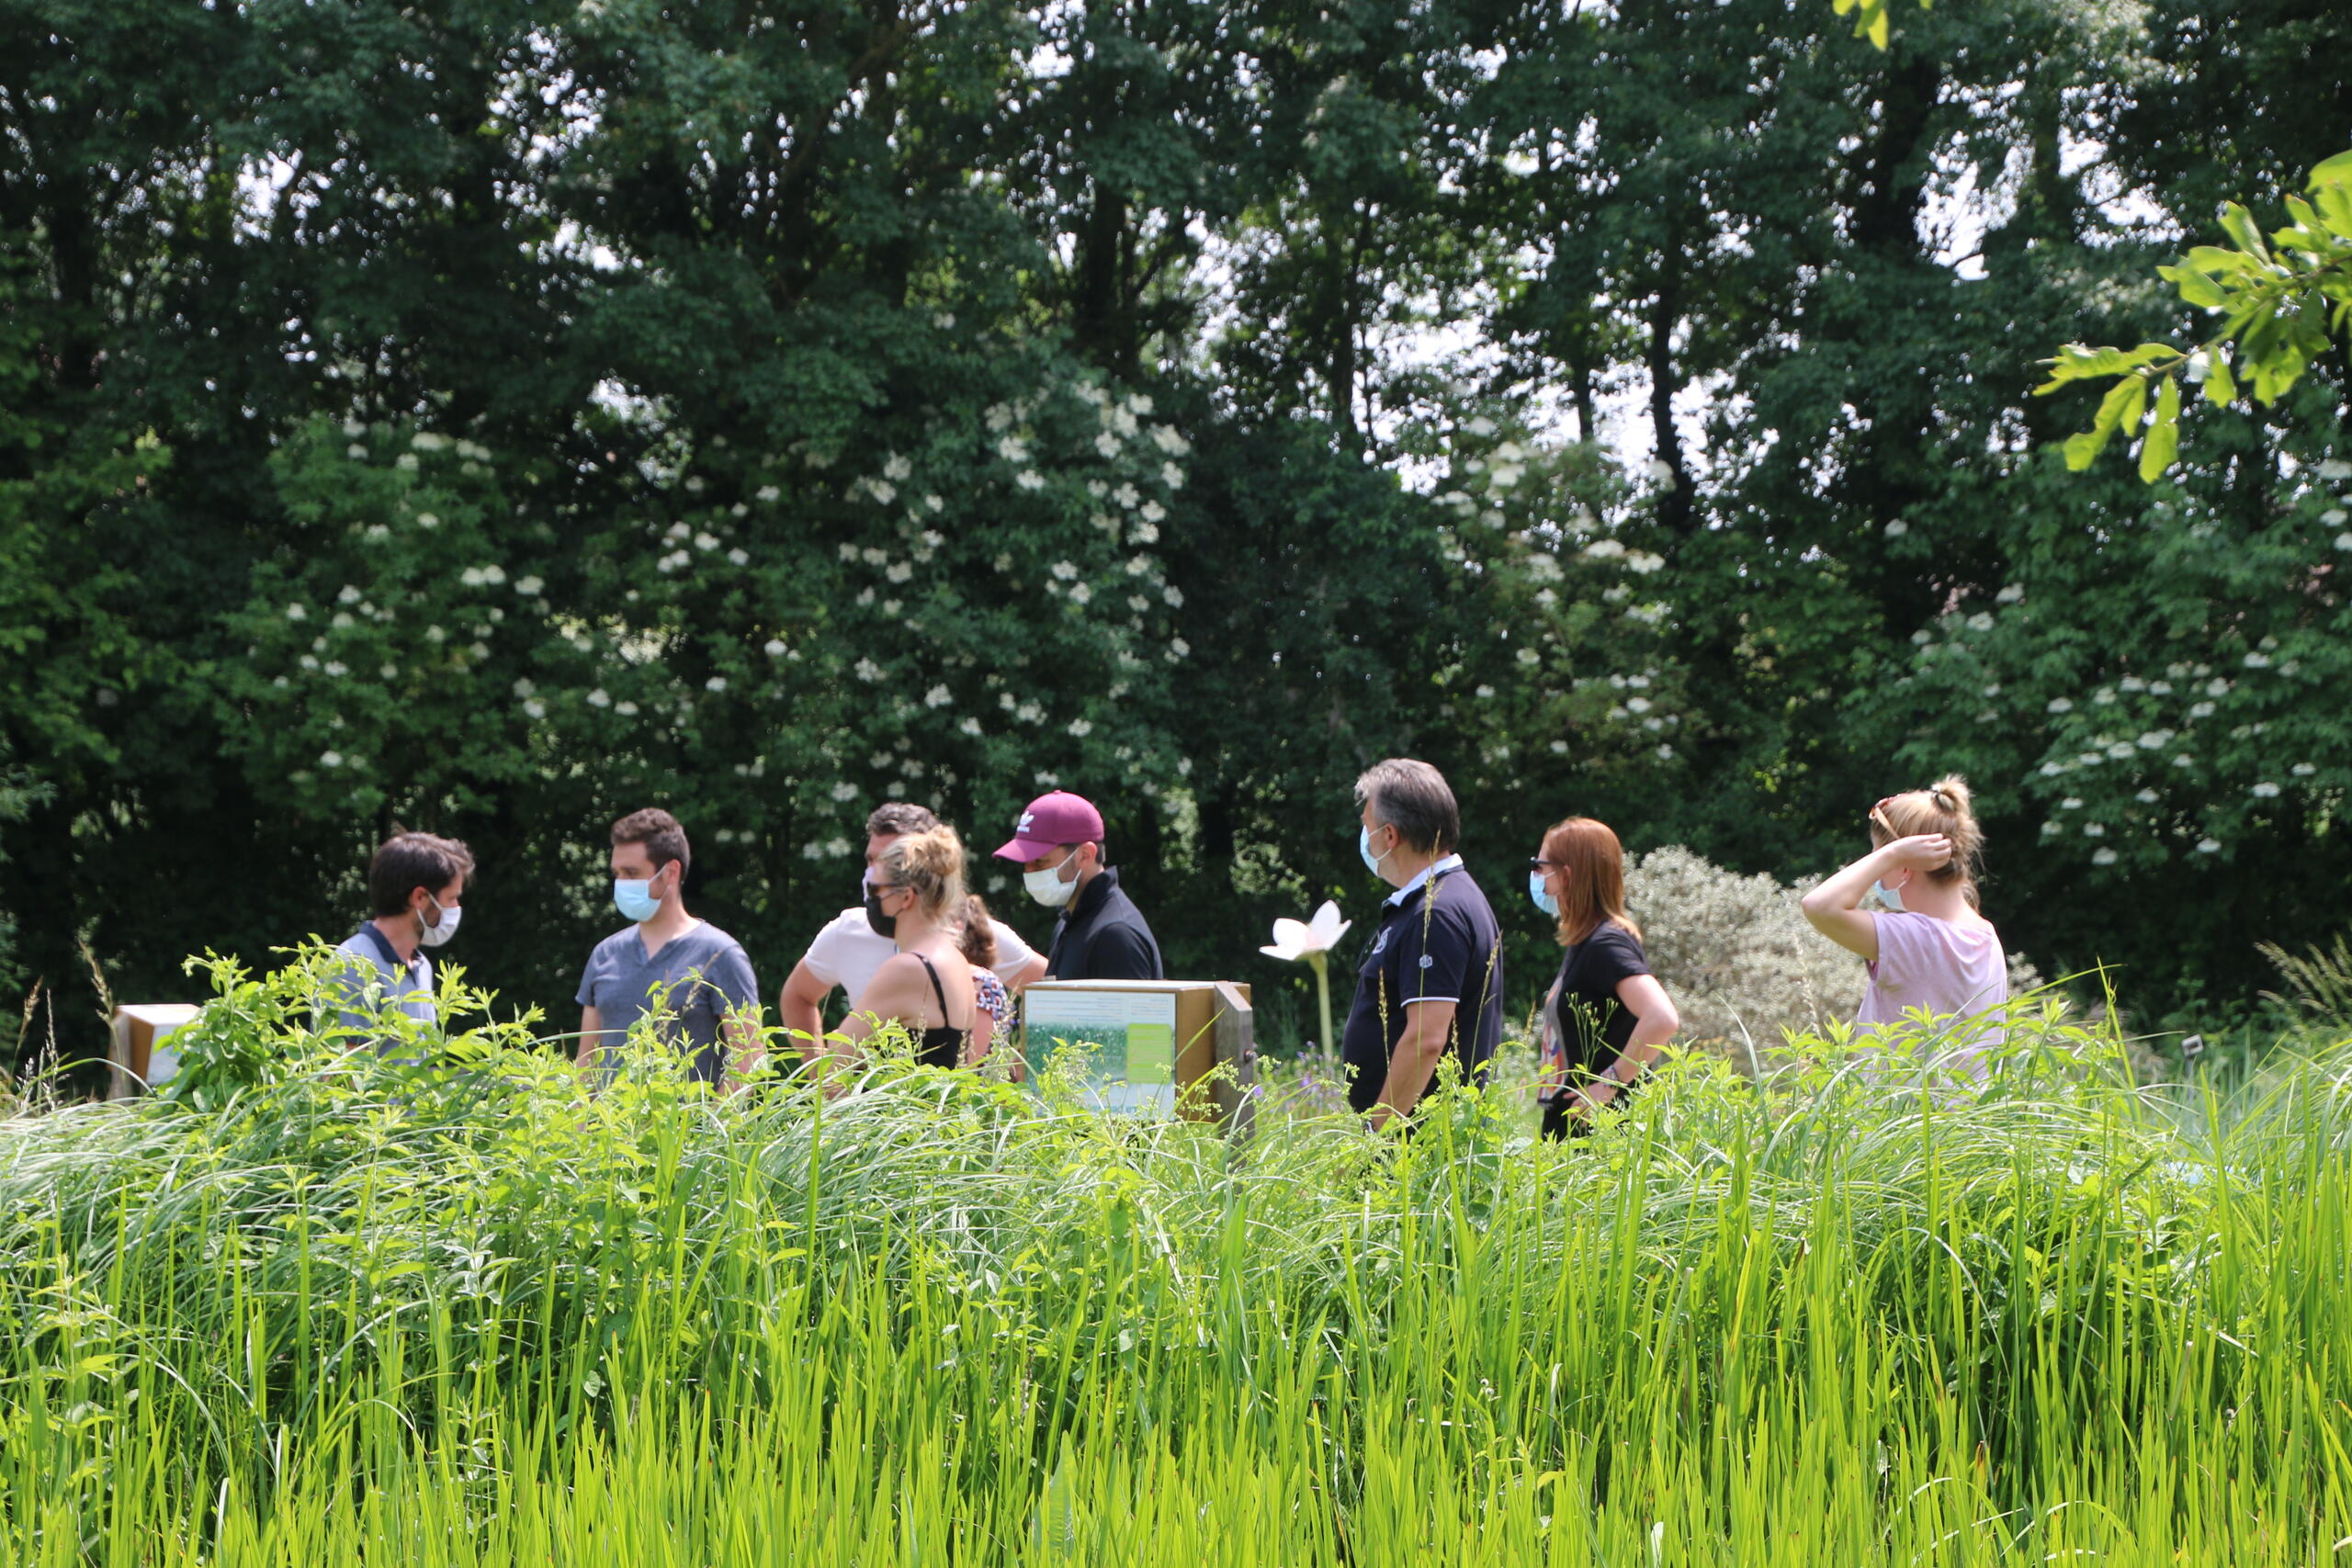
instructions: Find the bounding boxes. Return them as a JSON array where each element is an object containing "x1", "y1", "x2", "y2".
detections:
[{"x1": 575, "y1": 807, "x2": 762, "y2": 1089}]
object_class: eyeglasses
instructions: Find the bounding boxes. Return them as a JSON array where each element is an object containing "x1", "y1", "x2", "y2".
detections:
[{"x1": 1528, "y1": 857, "x2": 1562, "y2": 873}]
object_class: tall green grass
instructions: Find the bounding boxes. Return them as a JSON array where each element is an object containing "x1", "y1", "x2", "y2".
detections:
[{"x1": 3, "y1": 964, "x2": 2348, "y2": 1564}]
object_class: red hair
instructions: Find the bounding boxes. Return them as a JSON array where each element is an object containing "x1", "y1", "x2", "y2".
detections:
[{"x1": 1540, "y1": 817, "x2": 1639, "y2": 945}]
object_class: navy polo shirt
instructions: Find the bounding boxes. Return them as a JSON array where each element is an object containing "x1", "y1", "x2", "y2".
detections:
[
  {"x1": 1340, "y1": 856, "x2": 1508, "y2": 1114},
  {"x1": 1044, "y1": 867, "x2": 1163, "y2": 982},
  {"x1": 329, "y1": 923, "x2": 437, "y2": 1053}
]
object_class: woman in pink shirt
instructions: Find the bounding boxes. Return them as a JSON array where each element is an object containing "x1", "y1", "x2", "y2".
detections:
[{"x1": 1801, "y1": 775, "x2": 2007, "y2": 1077}]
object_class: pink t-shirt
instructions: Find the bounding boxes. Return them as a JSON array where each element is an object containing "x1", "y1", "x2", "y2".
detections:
[{"x1": 1855, "y1": 910, "x2": 2007, "y2": 1071}]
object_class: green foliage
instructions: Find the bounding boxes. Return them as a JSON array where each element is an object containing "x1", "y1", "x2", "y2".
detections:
[
  {"x1": 2259, "y1": 931, "x2": 2352, "y2": 1037},
  {"x1": 2041, "y1": 150, "x2": 2352, "y2": 481},
  {"x1": 3, "y1": 974, "x2": 2350, "y2": 1559},
  {"x1": 6, "y1": 0, "x2": 2352, "y2": 1067},
  {"x1": 0, "y1": 742, "x2": 37, "y2": 992}
]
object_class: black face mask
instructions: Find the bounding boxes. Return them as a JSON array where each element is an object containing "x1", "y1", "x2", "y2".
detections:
[{"x1": 864, "y1": 886, "x2": 898, "y2": 940}]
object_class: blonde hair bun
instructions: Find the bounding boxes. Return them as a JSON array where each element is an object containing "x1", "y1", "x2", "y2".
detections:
[
  {"x1": 880, "y1": 824, "x2": 968, "y2": 918},
  {"x1": 1871, "y1": 774, "x2": 1984, "y2": 888}
]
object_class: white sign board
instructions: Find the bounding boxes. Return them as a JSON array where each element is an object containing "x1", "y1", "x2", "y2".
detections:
[{"x1": 1021, "y1": 986, "x2": 1179, "y2": 1115}]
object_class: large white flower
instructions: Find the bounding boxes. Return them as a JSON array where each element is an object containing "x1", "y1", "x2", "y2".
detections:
[{"x1": 1261, "y1": 900, "x2": 1351, "y2": 963}]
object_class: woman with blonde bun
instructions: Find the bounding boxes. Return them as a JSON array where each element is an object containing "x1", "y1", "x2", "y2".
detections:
[
  {"x1": 1801, "y1": 775, "x2": 2007, "y2": 1070},
  {"x1": 835, "y1": 825, "x2": 979, "y2": 1072}
]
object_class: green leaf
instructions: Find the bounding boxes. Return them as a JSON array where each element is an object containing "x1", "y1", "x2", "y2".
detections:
[
  {"x1": 2307, "y1": 149, "x2": 2352, "y2": 189},
  {"x1": 2064, "y1": 374, "x2": 2148, "y2": 469},
  {"x1": 2204, "y1": 348, "x2": 2236, "y2": 407},
  {"x1": 2250, "y1": 342, "x2": 2308, "y2": 405},
  {"x1": 2138, "y1": 377, "x2": 2180, "y2": 483},
  {"x1": 2218, "y1": 203, "x2": 2271, "y2": 263},
  {"x1": 2110, "y1": 374, "x2": 2148, "y2": 437},
  {"x1": 2184, "y1": 245, "x2": 2253, "y2": 276},
  {"x1": 2313, "y1": 181, "x2": 2352, "y2": 237},
  {"x1": 2161, "y1": 265, "x2": 2228, "y2": 310}
]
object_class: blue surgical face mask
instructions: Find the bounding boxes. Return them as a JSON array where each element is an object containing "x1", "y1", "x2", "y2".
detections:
[
  {"x1": 1529, "y1": 870, "x2": 1559, "y2": 919},
  {"x1": 1877, "y1": 877, "x2": 1905, "y2": 913},
  {"x1": 614, "y1": 876, "x2": 662, "y2": 923},
  {"x1": 1359, "y1": 825, "x2": 1393, "y2": 879}
]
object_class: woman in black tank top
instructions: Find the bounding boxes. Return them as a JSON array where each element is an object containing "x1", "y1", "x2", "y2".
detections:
[{"x1": 831, "y1": 824, "x2": 979, "y2": 1078}]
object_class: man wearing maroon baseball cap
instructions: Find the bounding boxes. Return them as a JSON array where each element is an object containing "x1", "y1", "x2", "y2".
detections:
[{"x1": 993, "y1": 790, "x2": 1163, "y2": 982}]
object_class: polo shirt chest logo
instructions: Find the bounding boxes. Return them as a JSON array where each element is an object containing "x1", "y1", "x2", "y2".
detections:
[{"x1": 1372, "y1": 930, "x2": 1390, "y2": 955}]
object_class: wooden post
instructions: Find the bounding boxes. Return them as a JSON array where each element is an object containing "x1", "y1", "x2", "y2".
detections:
[{"x1": 1210, "y1": 981, "x2": 1257, "y2": 1143}]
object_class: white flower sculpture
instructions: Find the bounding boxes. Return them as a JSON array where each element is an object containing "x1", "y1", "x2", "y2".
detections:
[{"x1": 1261, "y1": 900, "x2": 1351, "y2": 1054}]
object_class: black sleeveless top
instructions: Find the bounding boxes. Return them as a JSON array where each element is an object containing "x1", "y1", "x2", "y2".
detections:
[{"x1": 910, "y1": 953, "x2": 969, "y2": 1069}]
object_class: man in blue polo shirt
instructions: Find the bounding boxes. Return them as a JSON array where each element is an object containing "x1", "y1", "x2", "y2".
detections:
[
  {"x1": 330, "y1": 831, "x2": 474, "y2": 1052},
  {"x1": 1339, "y1": 759, "x2": 1506, "y2": 1126}
]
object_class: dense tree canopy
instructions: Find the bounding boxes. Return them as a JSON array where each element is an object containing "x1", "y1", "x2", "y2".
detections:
[{"x1": 4, "y1": 0, "x2": 2348, "y2": 1070}]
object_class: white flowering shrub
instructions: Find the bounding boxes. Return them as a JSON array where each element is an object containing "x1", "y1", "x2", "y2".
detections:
[
  {"x1": 220, "y1": 364, "x2": 1197, "y2": 860},
  {"x1": 1427, "y1": 428, "x2": 1693, "y2": 786}
]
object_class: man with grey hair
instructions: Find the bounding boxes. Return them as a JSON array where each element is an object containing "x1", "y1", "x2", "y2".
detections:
[{"x1": 1340, "y1": 758, "x2": 1507, "y2": 1125}]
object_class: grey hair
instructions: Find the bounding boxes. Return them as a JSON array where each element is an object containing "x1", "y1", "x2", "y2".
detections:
[
  {"x1": 1353, "y1": 758, "x2": 1460, "y2": 855},
  {"x1": 866, "y1": 801, "x2": 941, "y2": 838}
]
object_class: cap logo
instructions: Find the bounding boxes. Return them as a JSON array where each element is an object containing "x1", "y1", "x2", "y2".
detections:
[{"x1": 1017, "y1": 811, "x2": 1035, "y2": 833}]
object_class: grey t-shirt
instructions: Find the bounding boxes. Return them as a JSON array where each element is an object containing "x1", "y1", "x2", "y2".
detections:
[{"x1": 574, "y1": 919, "x2": 760, "y2": 1083}]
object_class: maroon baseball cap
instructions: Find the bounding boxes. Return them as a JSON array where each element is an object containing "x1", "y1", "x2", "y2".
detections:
[{"x1": 993, "y1": 791, "x2": 1106, "y2": 862}]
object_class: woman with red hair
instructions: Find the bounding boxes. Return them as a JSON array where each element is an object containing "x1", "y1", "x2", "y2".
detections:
[{"x1": 1530, "y1": 817, "x2": 1680, "y2": 1139}]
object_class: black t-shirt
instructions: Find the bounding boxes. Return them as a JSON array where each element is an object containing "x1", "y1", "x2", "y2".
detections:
[
  {"x1": 1340, "y1": 860, "x2": 1508, "y2": 1115},
  {"x1": 1542, "y1": 919, "x2": 1652, "y2": 1098},
  {"x1": 1045, "y1": 866, "x2": 1164, "y2": 982}
]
